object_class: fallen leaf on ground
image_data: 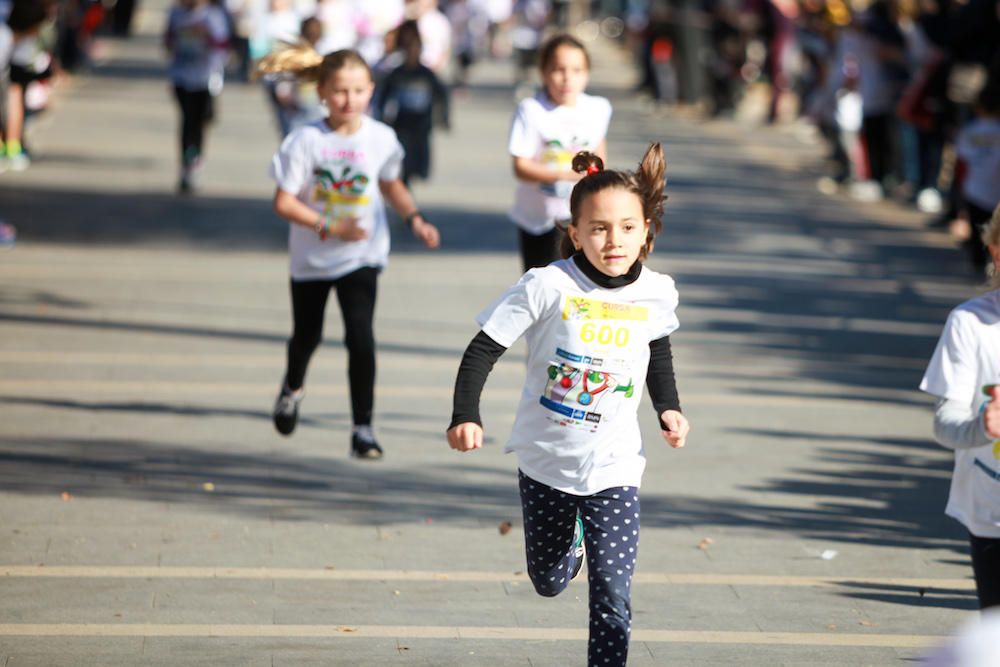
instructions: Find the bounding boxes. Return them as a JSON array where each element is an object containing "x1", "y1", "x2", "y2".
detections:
[
  {"x1": 337, "y1": 626, "x2": 357, "y2": 633},
  {"x1": 697, "y1": 537, "x2": 714, "y2": 550},
  {"x1": 498, "y1": 520, "x2": 513, "y2": 535},
  {"x1": 60, "y1": 492, "x2": 72, "y2": 501},
  {"x1": 858, "y1": 620, "x2": 876, "y2": 627},
  {"x1": 202, "y1": 482, "x2": 215, "y2": 492}
]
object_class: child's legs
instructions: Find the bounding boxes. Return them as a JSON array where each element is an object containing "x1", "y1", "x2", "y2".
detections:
[
  {"x1": 285, "y1": 278, "x2": 335, "y2": 390},
  {"x1": 517, "y1": 470, "x2": 581, "y2": 597},
  {"x1": 333, "y1": 267, "x2": 378, "y2": 426},
  {"x1": 173, "y1": 87, "x2": 210, "y2": 164},
  {"x1": 969, "y1": 532, "x2": 1000, "y2": 609},
  {"x1": 966, "y1": 202, "x2": 994, "y2": 272},
  {"x1": 5, "y1": 81, "x2": 24, "y2": 147},
  {"x1": 518, "y1": 227, "x2": 563, "y2": 273},
  {"x1": 581, "y1": 486, "x2": 640, "y2": 667}
]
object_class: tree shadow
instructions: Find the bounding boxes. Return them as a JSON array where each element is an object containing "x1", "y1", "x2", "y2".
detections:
[{"x1": 0, "y1": 436, "x2": 520, "y2": 525}]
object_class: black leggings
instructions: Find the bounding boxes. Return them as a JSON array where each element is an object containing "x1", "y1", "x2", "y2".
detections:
[
  {"x1": 173, "y1": 86, "x2": 214, "y2": 166},
  {"x1": 518, "y1": 226, "x2": 565, "y2": 272},
  {"x1": 285, "y1": 267, "x2": 378, "y2": 426},
  {"x1": 970, "y1": 532, "x2": 1000, "y2": 610}
]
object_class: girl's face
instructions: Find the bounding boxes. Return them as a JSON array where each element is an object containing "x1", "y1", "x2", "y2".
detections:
[
  {"x1": 319, "y1": 65, "x2": 375, "y2": 125},
  {"x1": 568, "y1": 188, "x2": 649, "y2": 277},
  {"x1": 542, "y1": 45, "x2": 589, "y2": 106}
]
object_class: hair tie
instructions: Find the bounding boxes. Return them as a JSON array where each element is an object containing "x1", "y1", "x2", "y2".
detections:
[{"x1": 586, "y1": 165, "x2": 600, "y2": 175}]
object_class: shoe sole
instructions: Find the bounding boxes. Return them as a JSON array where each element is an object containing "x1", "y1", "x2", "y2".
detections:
[{"x1": 350, "y1": 447, "x2": 384, "y2": 460}]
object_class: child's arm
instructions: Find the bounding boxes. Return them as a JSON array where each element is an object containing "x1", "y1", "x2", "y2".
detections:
[
  {"x1": 379, "y1": 179, "x2": 441, "y2": 248},
  {"x1": 447, "y1": 331, "x2": 508, "y2": 451},
  {"x1": 647, "y1": 336, "x2": 689, "y2": 448},
  {"x1": 273, "y1": 189, "x2": 368, "y2": 241}
]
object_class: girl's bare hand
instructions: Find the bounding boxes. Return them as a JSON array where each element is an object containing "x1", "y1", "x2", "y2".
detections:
[
  {"x1": 984, "y1": 386, "x2": 1000, "y2": 439},
  {"x1": 413, "y1": 220, "x2": 440, "y2": 249},
  {"x1": 333, "y1": 217, "x2": 368, "y2": 242},
  {"x1": 447, "y1": 422, "x2": 483, "y2": 452},
  {"x1": 660, "y1": 410, "x2": 689, "y2": 449}
]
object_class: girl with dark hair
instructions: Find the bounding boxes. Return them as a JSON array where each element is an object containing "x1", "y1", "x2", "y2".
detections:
[
  {"x1": 447, "y1": 143, "x2": 689, "y2": 667},
  {"x1": 259, "y1": 46, "x2": 441, "y2": 459},
  {"x1": 508, "y1": 33, "x2": 612, "y2": 272}
]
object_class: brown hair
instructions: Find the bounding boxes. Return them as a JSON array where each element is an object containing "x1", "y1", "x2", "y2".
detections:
[
  {"x1": 538, "y1": 33, "x2": 591, "y2": 71},
  {"x1": 255, "y1": 46, "x2": 372, "y2": 85},
  {"x1": 560, "y1": 143, "x2": 668, "y2": 261},
  {"x1": 981, "y1": 203, "x2": 1000, "y2": 288}
]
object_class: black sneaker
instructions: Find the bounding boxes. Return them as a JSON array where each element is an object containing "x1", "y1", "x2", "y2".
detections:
[
  {"x1": 350, "y1": 426, "x2": 383, "y2": 460},
  {"x1": 571, "y1": 515, "x2": 585, "y2": 580},
  {"x1": 273, "y1": 385, "x2": 303, "y2": 436}
]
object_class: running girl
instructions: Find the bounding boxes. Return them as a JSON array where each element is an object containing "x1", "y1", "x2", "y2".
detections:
[
  {"x1": 448, "y1": 144, "x2": 689, "y2": 666},
  {"x1": 921, "y1": 203, "x2": 1000, "y2": 610},
  {"x1": 260, "y1": 47, "x2": 440, "y2": 459},
  {"x1": 508, "y1": 33, "x2": 612, "y2": 271}
]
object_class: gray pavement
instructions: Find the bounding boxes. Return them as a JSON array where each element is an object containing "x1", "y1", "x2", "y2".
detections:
[{"x1": 0, "y1": 2, "x2": 987, "y2": 665}]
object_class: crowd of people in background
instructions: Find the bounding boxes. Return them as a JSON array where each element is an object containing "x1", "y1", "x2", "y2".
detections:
[
  {"x1": 1, "y1": 0, "x2": 998, "y2": 264},
  {"x1": 629, "y1": 0, "x2": 999, "y2": 273}
]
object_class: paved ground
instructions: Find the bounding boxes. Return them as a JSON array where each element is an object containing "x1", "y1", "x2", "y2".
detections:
[{"x1": 0, "y1": 3, "x2": 988, "y2": 665}]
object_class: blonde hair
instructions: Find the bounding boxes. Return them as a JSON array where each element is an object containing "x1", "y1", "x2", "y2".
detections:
[
  {"x1": 255, "y1": 45, "x2": 372, "y2": 84},
  {"x1": 981, "y1": 203, "x2": 1000, "y2": 288},
  {"x1": 561, "y1": 143, "x2": 668, "y2": 261}
]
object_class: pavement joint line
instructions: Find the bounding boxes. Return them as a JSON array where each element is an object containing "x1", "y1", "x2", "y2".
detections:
[
  {"x1": 0, "y1": 566, "x2": 975, "y2": 589},
  {"x1": 0, "y1": 624, "x2": 946, "y2": 647},
  {"x1": 0, "y1": 380, "x2": 919, "y2": 407}
]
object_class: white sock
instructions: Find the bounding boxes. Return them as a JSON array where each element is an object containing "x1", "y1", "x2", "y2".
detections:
[{"x1": 352, "y1": 425, "x2": 375, "y2": 443}]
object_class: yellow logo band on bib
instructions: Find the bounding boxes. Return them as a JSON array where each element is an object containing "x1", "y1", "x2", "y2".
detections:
[{"x1": 563, "y1": 297, "x2": 648, "y2": 322}]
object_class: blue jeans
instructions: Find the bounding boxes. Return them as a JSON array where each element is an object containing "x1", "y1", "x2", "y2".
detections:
[{"x1": 518, "y1": 470, "x2": 639, "y2": 667}]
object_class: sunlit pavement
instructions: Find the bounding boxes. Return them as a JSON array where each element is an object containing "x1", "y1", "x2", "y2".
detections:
[{"x1": 0, "y1": 2, "x2": 984, "y2": 664}]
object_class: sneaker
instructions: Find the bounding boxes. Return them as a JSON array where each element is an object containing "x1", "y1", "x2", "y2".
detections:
[
  {"x1": 7, "y1": 152, "x2": 30, "y2": 172},
  {"x1": 273, "y1": 385, "x2": 303, "y2": 436},
  {"x1": 571, "y1": 515, "x2": 585, "y2": 580},
  {"x1": 350, "y1": 425, "x2": 383, "y2": 460}
]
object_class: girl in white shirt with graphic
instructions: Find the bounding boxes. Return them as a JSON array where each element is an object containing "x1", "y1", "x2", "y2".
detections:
[
  {"x1": 922, "y1": 203, "x2": 1000, "y2": 610},
  {"x1": 448, "y1": 144, "x2": 690, "y2": 666},
  {"x1": 260, "y1": 48, "x2": 440, "y2": 459},
  {"x1": 508, "y1": 33, "x2": 612, "y2": 272}
]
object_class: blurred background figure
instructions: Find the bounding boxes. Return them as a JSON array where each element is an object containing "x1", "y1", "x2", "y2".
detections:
[
  {"x1": 260, "y1": 13, "x2": 324, "y2": 138},
  {"x1": 164, "y1": 0, "x2": 230, "y2": 193},
  {"x1": 952, "y1": 84, "x2": 1000, "y2": 273},
  {"x1": 375, "y1": 18, "x2": 449, "y2": 185},
  {"x1": 509, "y1": 0, "x2": 548, "y2": 86},
  {"x1": 404, "y1": 0, "x2": 451, "y2": 73},
  {"x1": 446, "y1": 0, "x2": 488, "y2": 89},
  {"x1": 314, "y1": 0, "x2": 362, "y2": 55},
  {"x1": 4, "y1": 0, "x2": 54, "y2": 172}
]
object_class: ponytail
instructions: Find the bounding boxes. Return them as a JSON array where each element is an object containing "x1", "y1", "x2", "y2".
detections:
[
  {"x1": 254, "y1": 46, "x2": 372, "y2": 85},
  {"x1": 254, "y1": 42, "x2": 325, "y2": 83}
]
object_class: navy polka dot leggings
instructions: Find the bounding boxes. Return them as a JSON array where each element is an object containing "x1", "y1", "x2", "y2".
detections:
[{"x1": 518, "y1": 470, "x2": 640, "y2": 667}]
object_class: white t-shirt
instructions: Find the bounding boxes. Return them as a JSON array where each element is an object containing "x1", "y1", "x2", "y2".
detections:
[
  {"x1": 166, "y1": 4, "x2": 230, "y2": 92},
  {"x1": 477, "y1": 259, "x2": 679, "y2": 495},
  {"x1": 270, "y1": 116, "x2": 404, "y2": 281},
  {"x1": 956, "y1": 118, "x2": 1000, "y2": 213},
  {"x1": 417, "y1": 8, "x2": 452, "y2": 72},
  {"x1": 508, "y1": 91, "x2": 613, "y2": 234},
  {"x1": 920, "y1": 289, "x2": 1000, "y2": 538}
]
